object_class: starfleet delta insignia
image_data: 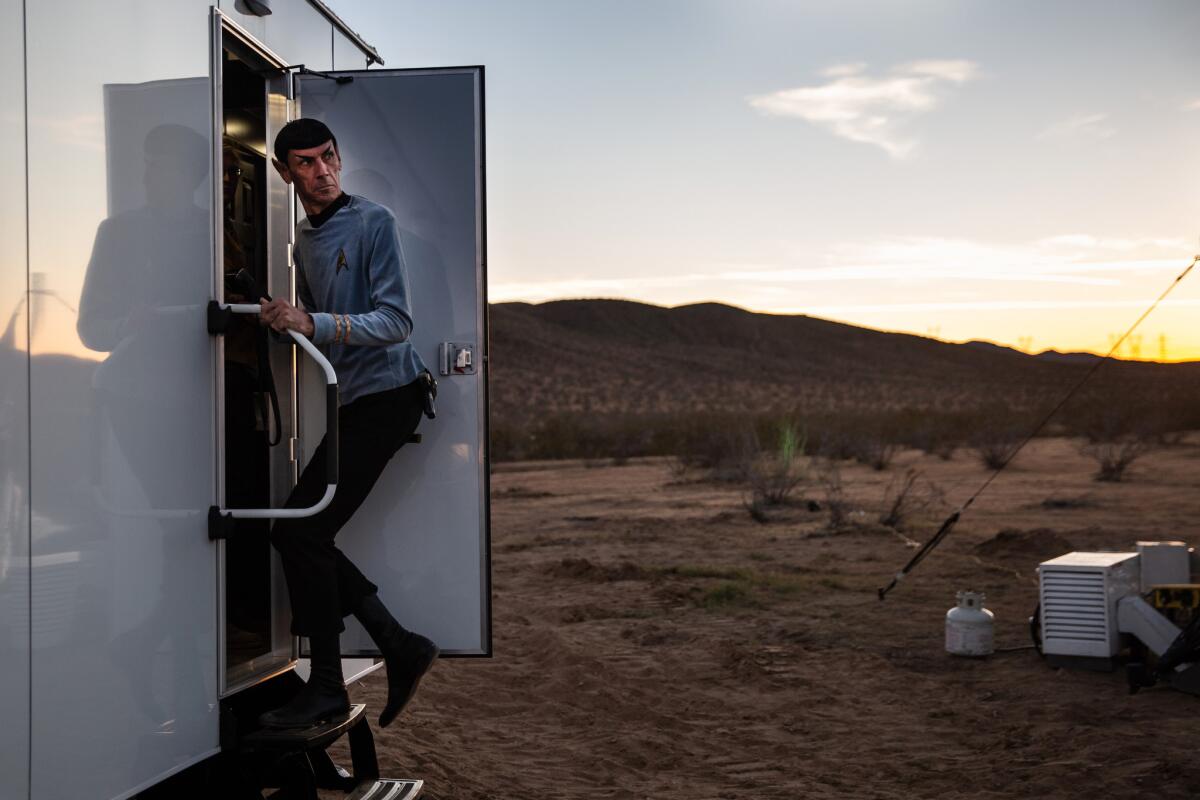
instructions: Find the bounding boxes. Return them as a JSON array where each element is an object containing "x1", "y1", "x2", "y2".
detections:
[{"x1": 336, "y1": 248, "x2": 348, "y2": 274}]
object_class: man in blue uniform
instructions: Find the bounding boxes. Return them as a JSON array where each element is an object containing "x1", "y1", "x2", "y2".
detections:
[{"x1": 257, "y1": 118, "x2": 437, "y2": 729}]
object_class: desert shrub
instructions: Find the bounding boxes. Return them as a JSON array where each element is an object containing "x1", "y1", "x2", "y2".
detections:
[
  {"x1": 852, "y1": 430, "x2": 900, "y2": 471},
  {"x1": 748, "y1": 422, "x2": 806, "y2": 504},
  {"x1": 878, "y1": 468, "x2": 944, "y2": 530},
  {"x1": 1084, "y1": 438, "x2": 1147, "y2": 482},
  {"x1": 971, "y1": 420, "x2": 1026, "y2": 470},
  {"x1": 902, "y1": 412, "x2": 966, "y2": 460},
  {"x1": 1065, "y1": 384, "x2": 1200, "y2": 444},
  {"x1": 492, "y1": 390, "x2": 1193, "y2": 466},
  {"x1": 809, "y1": 425, "x2": 859, "y2": 461},
  {"x1": 1154, "y1": 394, "x2": 1200, "y2": 442},
  {"x1": 489, "y1": 422, "x2": 526, "y2": 462},
  {"x1": 494, "y1": 411, "x2": 678, "y2": 463},
  {"x1": 1131, "y1": 395, "x2": 1195, "y2": 446},
  {"x1": 742, "y1": 422, "x2": 808, "y2": 521},
  {"x1": 814, "y1": 457, "x2": 850, "y2": 530},
  {"x1": 1080, "y1": 436, "x2": 1153, "y2": 482},
  {"x1": 1078, "y1": 396, "x2": 1142, "y2": 444},
  {"x1": 805, "y1": 414, "x2": 898, "y2": 469},
  {"x1": 670, "y1": 413, "x2": 757, "y2": 481},
  {"x1": 1070, "y1": 394, "x2": 1159, "y2": 481}
]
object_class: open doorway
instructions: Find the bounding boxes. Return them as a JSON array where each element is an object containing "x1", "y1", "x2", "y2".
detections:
[{"x1": 221, "y1": 42, "x2": 273, "y2": 672}]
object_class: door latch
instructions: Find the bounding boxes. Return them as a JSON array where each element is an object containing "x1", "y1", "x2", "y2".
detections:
[{"x1": 439, "y1": 342, "x2": 476, "y2": 376}]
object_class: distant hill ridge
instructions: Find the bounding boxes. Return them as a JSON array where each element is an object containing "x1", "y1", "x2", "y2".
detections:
[{"x1": 488, "y1": 298, "x2": 1199, "y2": 424}]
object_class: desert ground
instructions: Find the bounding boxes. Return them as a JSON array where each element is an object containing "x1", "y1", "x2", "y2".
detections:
[{"x1": 328, "y1": 436, "x2": 1200, "y2": 799}]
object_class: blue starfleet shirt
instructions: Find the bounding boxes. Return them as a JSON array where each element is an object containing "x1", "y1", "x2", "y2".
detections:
[{"x1": 294, "y1": 194, "x2": 427, "y2": 405}]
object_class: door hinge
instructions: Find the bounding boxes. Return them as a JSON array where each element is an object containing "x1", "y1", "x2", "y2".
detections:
[
  {"x1": 208, "y1": 506, "x2": 234, "y2": 541},
  {"x1": 207, "y1": 300, "x2": 232, "y2": 335}
]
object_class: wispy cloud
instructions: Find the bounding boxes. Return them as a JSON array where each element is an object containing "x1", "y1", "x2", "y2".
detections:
[
  {"x1": 775, "y1": 298, "x2": 1200, "y2": 315},
  {"x1": 1037, "y1": 234, "x2": 1190, "y2": 252},
  {"x1": 747, "y1": 59, "x2": 979, "y2": 159},
  {"x1": 490, "y1": 235, "x2": 1193, "y2": 309},
  {"x1": 712, "y1": 237, "x2": 1185, "y2": 289},
  {"x1": 488, "y1": 274, "x2": 718, "y2": 303},
  {"x1": 1036, "y1": 112, "x2": 1115, "y2": 141}
]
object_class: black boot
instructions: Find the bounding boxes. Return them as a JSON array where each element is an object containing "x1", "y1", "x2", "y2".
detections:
[
  {"x1": 258, "y1": 633, "x2": 350, "y2": 728},
  {"x1": 354, "y1": 592, "x2": 439, "y2": 728}
]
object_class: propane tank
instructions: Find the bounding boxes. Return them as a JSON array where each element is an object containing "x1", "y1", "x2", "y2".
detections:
[{"x1": 945, "y1": 590, "x2": 994, "y2": 657}]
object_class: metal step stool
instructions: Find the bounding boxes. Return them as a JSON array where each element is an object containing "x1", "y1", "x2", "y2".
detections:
[
  {"x1": 232, "y1": 698, "x2": 422, "y2": 799},
  {"x1": 346, "y1": 779, "x2": 424, "y2": 800}
]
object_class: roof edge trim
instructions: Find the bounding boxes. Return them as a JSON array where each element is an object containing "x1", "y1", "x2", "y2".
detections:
[{"x1": 305, "y1": 0, "x2": 386, "y2": 66}]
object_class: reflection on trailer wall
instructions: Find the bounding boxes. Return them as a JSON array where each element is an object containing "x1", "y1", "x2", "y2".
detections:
[
  {"x1": 220, "y1": 0, "x2": 332, "y2": 70},
  {"x1": 24, "y1": 3, "x2": 219, "y2": 797},
  {"x1": 0, "y1": 0, "x2": 29, "y2": 797}
]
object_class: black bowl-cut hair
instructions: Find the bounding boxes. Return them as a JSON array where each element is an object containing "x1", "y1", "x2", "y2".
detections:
[{"x1": 273, "y1": 118, "x2": 338, "y2": 165}]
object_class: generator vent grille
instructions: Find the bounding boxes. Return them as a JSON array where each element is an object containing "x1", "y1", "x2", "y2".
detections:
[{"x1": 1040, "y1": 567, "x2": 1107, "y2": 643}]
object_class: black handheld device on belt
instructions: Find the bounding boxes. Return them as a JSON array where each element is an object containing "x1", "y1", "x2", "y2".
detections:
[{"x1": 418, "y1": 371, "x2": 437, "y2": 420}]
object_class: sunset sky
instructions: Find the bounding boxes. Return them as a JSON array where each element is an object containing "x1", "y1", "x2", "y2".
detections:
[{"x1": 332, "y1": 0, "x2": 1200, "y2": 360}]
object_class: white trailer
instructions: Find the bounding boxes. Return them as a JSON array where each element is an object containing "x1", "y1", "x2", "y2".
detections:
[{"x1": 2, "y1": 2, "x2": 489, "y2": 797}]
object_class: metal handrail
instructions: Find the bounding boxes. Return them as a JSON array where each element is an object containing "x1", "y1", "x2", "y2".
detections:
[{"x1": 208, "y1": 302, "x2": 338, "y2": 539}]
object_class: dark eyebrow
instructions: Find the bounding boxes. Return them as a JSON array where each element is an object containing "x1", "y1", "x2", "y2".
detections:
[{"x1": 293, "y1": 144, "x2": 333, "y2": 165}]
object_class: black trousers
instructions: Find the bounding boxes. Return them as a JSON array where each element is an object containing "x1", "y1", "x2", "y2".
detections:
[{"x1": 271, "y1": 381, "x2": 424, "y2": 636}]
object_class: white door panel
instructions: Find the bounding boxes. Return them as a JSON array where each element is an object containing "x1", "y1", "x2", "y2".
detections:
[{"x1": 297, "y1": 68, "x2": 490, "y2": 655}]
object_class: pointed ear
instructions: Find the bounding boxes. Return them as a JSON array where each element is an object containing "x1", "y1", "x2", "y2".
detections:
[{"x1": 272, "y1": 157, "x2": 293, "y2": 185}]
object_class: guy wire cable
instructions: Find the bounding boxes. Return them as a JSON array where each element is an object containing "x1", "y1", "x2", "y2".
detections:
[{"x1": 878, "y1": 253, "x2": 1198, "y2": 601}]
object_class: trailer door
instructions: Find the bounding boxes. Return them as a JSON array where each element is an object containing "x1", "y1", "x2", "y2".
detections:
[{"x1": 295, "y1": 68, "x2": 491, "y2": 656}]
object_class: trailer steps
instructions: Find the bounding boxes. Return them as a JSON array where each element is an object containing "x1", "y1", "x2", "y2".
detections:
[
  {"x1": 216, "y1": 684, "x2": 423, "y2": 799},
  {"x1": 241, "y1": 702, "x2": 368, "y2": 753},
  {"x1": 346, "y1": 779, "x2": 424, "y2": 800}
]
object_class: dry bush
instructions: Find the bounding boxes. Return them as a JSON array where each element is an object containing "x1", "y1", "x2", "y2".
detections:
[
  {"x1": 1068, "y1": 385, "x2": 1200, "y2": 447},
  {"x1": 742, "y1": 423, "x2": 807, "y2": 521},
  {"x1": 814, "y1": 457, "x2": 850, "y2": 530},
  {"x1": 852, "y1": 430, "x2": 900, "y2": 471},
  {"x1": 489, "y1": 422, "x2": 524, "y2": 463},
  {"x1": 1080, "y1": 437, "x2": 1153, "y2": 482},
  {"x1": 671, "y1": 414, "x2": 757, "y2": 482},
  {"x1": 1075, "y1": 396, "x2": 1157, "y2": 482},
  {"x1": 809, "y1": 426, "x2": 858, "y2": 461},
  {"x1": 809, "y1": 417, "x2": 898, "y2": 470},
  {"x1": 878, "y1": 468, "x2": 945, "y2": 530},
  {"x1": 971, "y1": 423, "x2": 1025, "y2": 470},
  {"x1": 904, "y1": 416, "x2": 963, "y2": 461}
]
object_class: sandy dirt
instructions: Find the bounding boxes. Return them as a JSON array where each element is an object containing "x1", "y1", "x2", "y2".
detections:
[{"x1": 326, "y1": 437, "x2": 1200, "y2": 799}]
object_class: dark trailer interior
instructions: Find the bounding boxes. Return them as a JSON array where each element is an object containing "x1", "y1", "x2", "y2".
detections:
[{"x1": 221, "y1": 43, "x2": 274, "y2": 672}]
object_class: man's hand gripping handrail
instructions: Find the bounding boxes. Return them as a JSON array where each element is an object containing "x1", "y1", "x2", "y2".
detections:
[{"x1": 208, "y1": 301, "x2": 339, "y2": 539}]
